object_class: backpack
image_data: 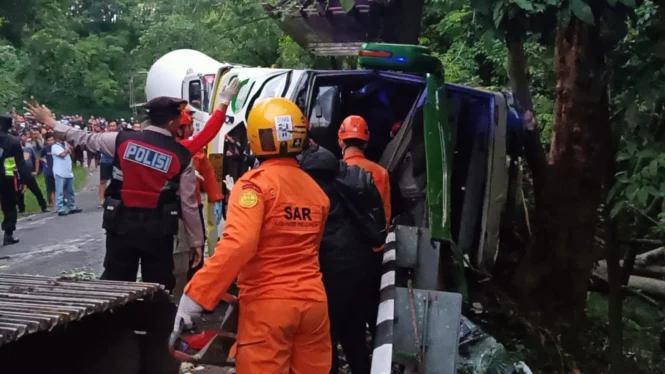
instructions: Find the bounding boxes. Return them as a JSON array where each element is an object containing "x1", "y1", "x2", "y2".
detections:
[{"x1": 333, "y1": 162, "x2": 387, "y2": 248}]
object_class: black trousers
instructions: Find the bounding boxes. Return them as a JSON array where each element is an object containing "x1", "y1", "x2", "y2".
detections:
[
  {"x1": 101, "y1": 231, "x2": 176, "y2": 292},
  {"x1": 186, "y1": 204, "x2": 207, "y2": 280},
  {"x1": 18, "y1": 173, "x2": 47, "y2": 210},
  {"x1": 0, "y1": 178, "x2": 18, "y2": 234},
  {"x1": 323, "y1": 268, "x2": 372, "y2": 374},
  {"x1": 365, "y1": 250, "x2": 384, "y2": 341},
  {"x1": 16, "y1": 189, "x2": 24, "y2": 213}
]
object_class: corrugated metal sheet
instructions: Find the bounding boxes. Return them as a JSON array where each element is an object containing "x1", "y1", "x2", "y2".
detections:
[{"x1": 0, "y1": 274, "x2": 164, "y2": 347}]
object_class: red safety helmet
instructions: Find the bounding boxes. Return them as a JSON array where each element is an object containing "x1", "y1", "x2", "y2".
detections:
[
  {"x1": 180, "y1": 109, "x2": 193, "y2": 126},
  {"x1": 338, "y1": 115, "x2": 369, "y2": 142}
]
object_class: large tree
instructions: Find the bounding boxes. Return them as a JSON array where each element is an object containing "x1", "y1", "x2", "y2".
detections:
[{"x1": 463, "y1": 0, "x2": 638, "y2": 336}]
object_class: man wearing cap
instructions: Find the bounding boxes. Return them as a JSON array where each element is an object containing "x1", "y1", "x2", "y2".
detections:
[
  {"x1": 0, "y1": 115, "x2": 27, "y2": 245},
  {"x1": 25, "y1": 98, "x2": 204, "y2": 291}
]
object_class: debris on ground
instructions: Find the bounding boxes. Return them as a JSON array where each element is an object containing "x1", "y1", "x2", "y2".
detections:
[
  {"x1": 60, "y1": 267, "x2": 97, "y2": 281},
  {"x1": 179, "y1": 363, "x2": 235, "y2": 374},
  {"x1": 180, "y1": 363, "x2": 195, "y2": 374},
  {"x1": 458, "y1": 317, "x2": 533, "y2": 374}
]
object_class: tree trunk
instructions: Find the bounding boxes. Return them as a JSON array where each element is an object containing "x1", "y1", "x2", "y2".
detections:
[
  {"x1": 604, "y1": 151, "x2": 623, "y2": 373},
  {"x1": 505, "y1": 34, "x2": 548, "y2": 202},
  {"x1": 595, "y1": 265, "x2": 665, "y2": 302},
  {"x1": 635, "y1": 247, "x2": 665, "y2": 265},
  {"x1": 495, "y1": 34, "x2": 542, "y2": 281},
  {"x1": 598, "y1": 261, "x2": 665, "y2": 280},
  {"x1": 513, "y1": 17, "x2": 611, "y2": 334}
]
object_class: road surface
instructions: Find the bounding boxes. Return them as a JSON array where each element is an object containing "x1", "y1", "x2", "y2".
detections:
[
  {"x1": 0, "y1": 169, "x2": 106, "y2": 276},
  {"x1": 0, "y1": 168, "x2": 224, "y2": 278}
]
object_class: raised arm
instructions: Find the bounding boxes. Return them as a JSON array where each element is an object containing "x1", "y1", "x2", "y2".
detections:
[
  {"x1": 24, "y1": 102, "x2": 117, "y2": 155},
  {"x1": 182, "y1": 109, "x2": 226, "y2": 154},
  {"x1": 181, "y1": 78, "x2": 240, "y2": 154}
]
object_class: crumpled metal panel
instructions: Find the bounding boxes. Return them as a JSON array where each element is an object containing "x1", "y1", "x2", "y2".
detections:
[
  {"x1": 0, "y1": 274, "x2": 163, "y2": 347},
  {"x1": 393, "y1": 287, "x2": 462, "y2": 373}
]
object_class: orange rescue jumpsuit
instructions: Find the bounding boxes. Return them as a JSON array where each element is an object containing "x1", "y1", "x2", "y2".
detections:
[{"x1": 185, "y1": 158, "x2": 332, "y2": 374}]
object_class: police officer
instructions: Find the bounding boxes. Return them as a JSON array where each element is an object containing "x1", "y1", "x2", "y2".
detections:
[
  {"x1": 0, "y1": 115, "x2": 26, "y2": 245},
  {"x1": 25, "y1": 98, "x2": 204, "y2": 291}
]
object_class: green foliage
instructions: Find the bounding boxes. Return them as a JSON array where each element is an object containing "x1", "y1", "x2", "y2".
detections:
[
  {"x1": 0, "y1": 0, "x2": 305, "y2": 116},
  {"x1": 570, "y1": 0, "x2": 595, "y2": 24},
  {"x1": 0, "y1": 44, "x2": 22, "y2": 112},
  {"x1": 422, "y1": 0, "x2": 557, "y2": 140},
  {"x1": 607, "y1": 1, "x2": 665, "y2": 236},
  {"x1": 275, "y1": 35, "x2": 315, "y2": 68}
]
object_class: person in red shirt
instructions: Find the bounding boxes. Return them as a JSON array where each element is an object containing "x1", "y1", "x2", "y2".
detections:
[
  {"x1": 180, "y1": 78, "x2": 239, "y2": 155},
  {"x1": 177, "y1": 109, "x2": 225, "y2": 279},
  {"x1": 173, "y1": 77, "x2": 238, "y2": 278}
]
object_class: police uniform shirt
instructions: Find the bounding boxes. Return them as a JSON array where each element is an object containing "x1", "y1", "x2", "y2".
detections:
[{"x1": 51, "y1": 118, "x2": 203, "y2": 247}]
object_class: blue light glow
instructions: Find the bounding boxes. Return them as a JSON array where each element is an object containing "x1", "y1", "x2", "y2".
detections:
[{"x1": 395, "y1": 57, "x2": 408, "y2": 63}]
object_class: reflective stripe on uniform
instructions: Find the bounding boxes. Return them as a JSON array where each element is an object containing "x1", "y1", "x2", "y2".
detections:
[{"x1": 112, "y1": 166, "x2": 123, "y2": 181}]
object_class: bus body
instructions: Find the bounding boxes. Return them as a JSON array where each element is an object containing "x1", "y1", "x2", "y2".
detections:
[{"x1": 193, "y1": 44, "x2": 514, "y2": 274}]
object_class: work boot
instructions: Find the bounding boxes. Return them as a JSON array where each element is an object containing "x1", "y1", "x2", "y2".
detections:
[{"x1": 3, "y1": 232, "x2": 19, "y2": 246}]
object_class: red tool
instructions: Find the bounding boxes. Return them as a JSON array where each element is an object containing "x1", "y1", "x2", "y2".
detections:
[{"x1": 168, "y1": 301, "x2": 239, "y2": 366}]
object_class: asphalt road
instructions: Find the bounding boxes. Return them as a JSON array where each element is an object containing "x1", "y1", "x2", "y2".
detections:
[{"x1": 0, "y1": 168, "x2": 105, "y2": 277}]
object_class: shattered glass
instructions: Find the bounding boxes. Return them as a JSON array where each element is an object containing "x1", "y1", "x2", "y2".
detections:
[{"x1": 458, "y1": 317, "x2": 533, "y2": 374}]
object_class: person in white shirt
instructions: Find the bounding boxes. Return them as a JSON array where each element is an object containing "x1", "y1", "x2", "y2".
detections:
[{"x1": 51, "y1": 138, "x2": 82, "y2": 216}]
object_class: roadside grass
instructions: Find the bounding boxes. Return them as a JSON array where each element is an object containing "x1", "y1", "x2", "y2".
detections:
[{"x1": 0, "y1": 165, "x2": 89, "y2": 219}]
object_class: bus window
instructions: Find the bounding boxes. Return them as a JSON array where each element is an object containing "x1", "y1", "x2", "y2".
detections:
[
  {"x1": 308, "y1": 85, "x2": 341, "y2": 156},
  {"x1": 258, "y1": 74, "x2": 288, "y2": 101},
  {"x1": 202, "y1": 77, "x2": 214, "y2": 112},
  {"x1": 189, "y1": 80, "x2": 203, "y2": 110},
  {"x1": 245, "y1": 73, "x2": 290, "y2": 114},
  {"x1": 233, "y1": 80, "x2": 254, "y2": 113},
  {"x1": 309, "y1": 86, "x2": 336, "y2": 130}
]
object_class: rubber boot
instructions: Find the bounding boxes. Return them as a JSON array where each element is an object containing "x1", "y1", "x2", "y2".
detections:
[{"x1": 4, "y1": 232, "x2": 19, "y2": 246}]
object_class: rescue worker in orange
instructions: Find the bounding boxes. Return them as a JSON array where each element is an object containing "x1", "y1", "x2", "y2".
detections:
[
  {"x1": 175, "y1": 98, "x2": 333, "y2": 374},
  {"x1": 338, "y1": 115, "x2": 391, "y2": 339},
  {"x1": 177, "y1": 109, "x2": 224, "y2": 279}
]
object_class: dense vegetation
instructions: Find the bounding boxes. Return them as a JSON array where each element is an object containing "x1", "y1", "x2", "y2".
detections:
[{"x1": 2, "y1": 0, "x2": 665, "y2": 373}]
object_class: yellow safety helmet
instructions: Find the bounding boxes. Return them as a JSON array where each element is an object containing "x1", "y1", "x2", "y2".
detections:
[{"x1": 247, "y1": 97, "x2": 309, "y2": 157}]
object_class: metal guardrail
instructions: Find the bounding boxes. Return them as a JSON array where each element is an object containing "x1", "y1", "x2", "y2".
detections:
[{"x1": 0, "y1": 274, "x2": 164, "y2": 347}]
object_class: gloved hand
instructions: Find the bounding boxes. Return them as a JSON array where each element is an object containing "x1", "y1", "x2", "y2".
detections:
[
  {"x1": 223, "y1": 175, "x2": 235, "y2": 192},
  {"x1": 174, "y1": 293, "x2": 204, "y2": 332},
  {"x1": 218, "y1": 78, "x2": 240, "y2": 107},
  {"x1": 213, "y1": 201, "x2": 223, "y2": 225},
  {"x1": 195, "y1": 170, "x2": 204, "y2": 181}
]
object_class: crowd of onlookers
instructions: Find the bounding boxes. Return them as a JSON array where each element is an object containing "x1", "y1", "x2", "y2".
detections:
[{"x1": 4, "y1": 108, "x2": 144, "y2": 216}]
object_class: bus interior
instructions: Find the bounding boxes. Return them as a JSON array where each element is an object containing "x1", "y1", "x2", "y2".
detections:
[
  {"x1": 218, "y1": 70, "x2": 505, "y2": 263},
  {"x1": 303, "y1": 71, "x2": 504, "y2": 260}
]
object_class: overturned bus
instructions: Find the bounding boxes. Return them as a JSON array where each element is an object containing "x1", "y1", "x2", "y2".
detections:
[{"x1": 142, "y1": 1, "x2": 526, "y2": 372}]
